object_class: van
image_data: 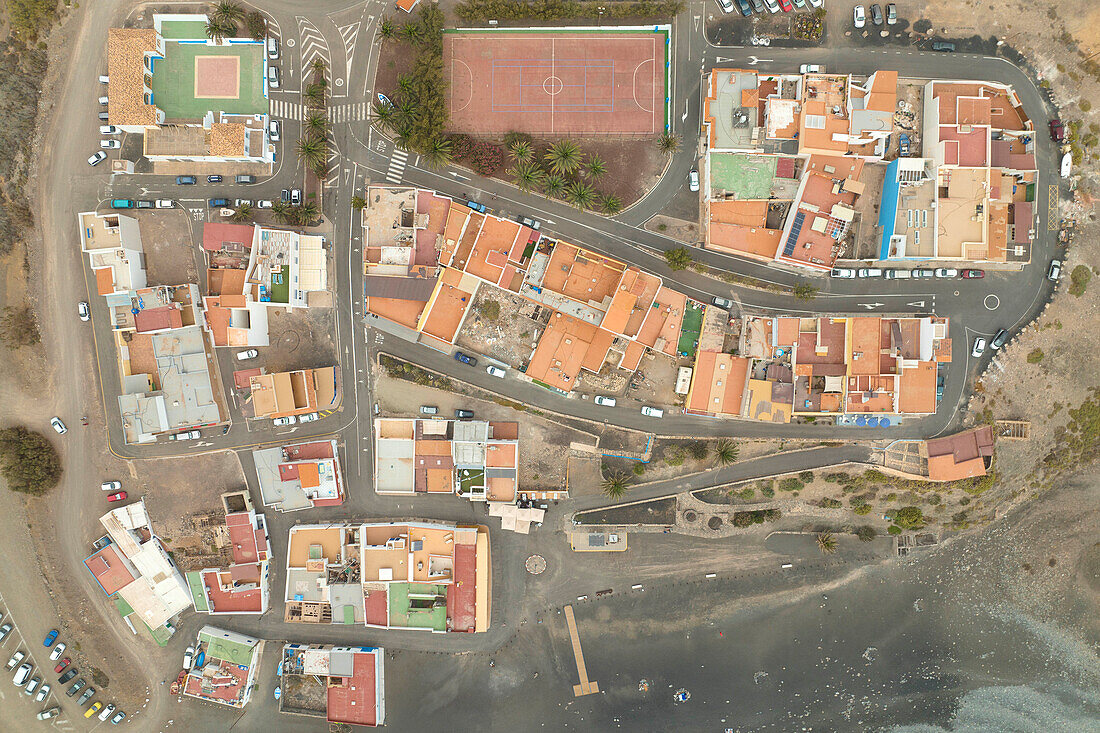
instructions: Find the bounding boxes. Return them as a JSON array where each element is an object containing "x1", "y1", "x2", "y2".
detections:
[
  {"x1": 235, "y1": 174, "x2": 256, "y2": 185},
  {"x1": 419, "y1": 405, "x2": 438, "y2": 415},
  {"x1": 641, "y1": 405, "x2": 664, "y2": 418},
  {"x1": 883, "y1": 269, "x2": 911, "y2": 279},
  {"x1": 266, "y1": 37, "x2": 279, "y2": 59},
  {"x1": 110, "y1": 199, "x2": 134, "y2": 209}
]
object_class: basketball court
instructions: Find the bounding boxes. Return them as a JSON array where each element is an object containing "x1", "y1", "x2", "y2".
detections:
[{"x1": 444, "y1": 29, "x2": 669, "y2": 137}]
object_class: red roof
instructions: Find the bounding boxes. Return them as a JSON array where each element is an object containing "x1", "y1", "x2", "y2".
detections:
[
  {"x1": 202, "y1": 222, "x2": 255, "y2": 252},
  {"x1": 327, "y1": 652, "x2": 379, "y2": 727},
  {"x1": 84, "y1": 545, "x2": 136, "y2": 596},
  {"x1": 446, "y1": 542, "x2": 477, "y2": 633}
]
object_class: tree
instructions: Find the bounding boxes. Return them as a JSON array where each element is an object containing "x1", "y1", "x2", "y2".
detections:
[
  {"x1": 599, "y1": 193, "x2": 622, "y2": 215},
  {"x1": 422, "y1": 136, "x2": 453, "y2": 169},
  {"x1": 478, "y1": 299, "x2": 500, "y2": 320},
  {"x1": 817, "y1": 531, "x2": 838, "y2": 555},
  {"x1": 270, "y1": 200, "x2": 291, "y2": 223},
  {"x1": 401, "y1": 22, "x2": 421, "y2": 43},
  {"x1": 230, "y1": 203, "x2": 253, "y2": 222},
  {"x1": 245, "y1": 11, "x2": 267, "y2": 41},
  {"x1": 398, "y1": 74, "x2": 415, "y2": 96},
  {"x1": 894, "y1": 506, "x2": 924, "y2": 530},
  {"x1": 545, "y1": 139, "x2": 583, "y2": 176},
  {"x1": 304, "y1": 112, "x2": 329, "y2": 137},
  {"x1": 793, "y1": 282, "x2": 819, "y2": 300},
  {"x1": 379, "y1": 18, "x2": 396, "y2": 39},
  {"x1": 295, "y1": 202, "x2": 320, "y2": 225},
  {"x1": 509, "y1": 139, "x2": 533, "y2": 164},
  {"x1": 543, "y1": 173, "x2": 566, "y2": 198},
  {"x1": 0, "y1": 306, "x2": 40, "y2": 348},
  {"x1": 296, "y1": 135, "x2": 328, "y2": 171},
  {"x1": 370, "y1": 100, "x2": 396, "y2": 131},
  {"x1": 311, "y1": 57, "x2": 327, "y2": 77},
  {"x1": 687, "y1": 441, "x2": 709, "y2": 460},
  {"x1": 351, "y1": 195, "x2": 367, "y2": 211},
  {"x1": 583, "y1": 153, "x2": 606, "y2": 180},
  {"x1": 210, "y1": 1, "x2": 245, "y2": 25},
  {"x1": 601, "y1": 471, "x2": 631, "y2": 501},
  {"x1": 509, "y1": 162, "x2": 545, "y2": 192},
  {"x1": 565, "y1": 181, "x2": 596, "y2": 209},
  {"x1": 713, "y1": 439, "x2": 739, "y2": 466},
  {"x1": 664, "y1": 246, "x2": 692, "y2": 271},
  {"x1": 0, "y1": 427, "x2": 62, "y2": 496},
  {"x1": 304, "y1": 82, "x2": 327, "y2": 108},
  {"x1": 658, "y1": 132, "x2": 681, "y2": 154},
  {"x1": 204, "y1": 18, "x2": 235, "y2": 43},
  {"x1": 855, "y1": 525, "x2": 877, "y2": 542}
]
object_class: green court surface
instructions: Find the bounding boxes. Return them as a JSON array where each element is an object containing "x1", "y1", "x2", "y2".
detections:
[
  {"x1": 458, "y1": 468, "x2": 485, "y2": 495},
  {"x1": 710, "y1": 153, "x2": 777, "y2": 199},
  {"x1": 677, "y1": 302, "x2": 704, "y2": 357},
  {"x1": 150, "y1": 41, "x2": 267, "y2": 120},
  {"x1": 388, "y1": 583, "x2": 449, "y2": 632},
  {"x1": 200, "y1": 630, "x2": 256, "y2": 665},
  {"x1": 268, "y1": 264, "x2": 290, "y2": 303},
  {"x1": 158, "y1": 19, "x2": 209, "y2": 40}
]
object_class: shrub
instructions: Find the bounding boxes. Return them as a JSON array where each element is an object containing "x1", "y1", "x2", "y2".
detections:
[
  {"x1": 664, "y1": 247, "x2": 692, "y2": 271},
  {"x1": 632, "y1": 462, "x2": 646, "y2": 476},
  {"x1": 478, "y1": 299, "x2": 500, "y2": 321},
  {"x1": 0, "y1": 427, "x2": 62, "y2": 495},
  {"x1": 778, "y1": 477, "x2": 804, "y2": 492},
  {"x1": 1081, "y1": 100, "x2": 1092, "y2": 112},
  {"x1": 763, "y1": 508, "x2": 781, "y2": 521},
  {"x1": 760, "y1": 484, "x2": 775, "y2": 498},
  {"x1": 854, "y1": 504, "x2": 872, "y2": 515},
  {"x1": 894, "y1": 505, "x2": 924, "y2": 529},
  {"x1": 0, "y1": 306, "x2": 41, "y2": 348},
  {"x1": 738, "y1": 487, "x2": 755, "y2": 501},
  {"x1": 856, "y1": 525, "x2": 876, "y2": 542},
  {"x1": 887, "y1": 525, "x2": 902, "y2": 535},
  {"x1": 1069, "y1": 265, "x2": 1091, "y2": 297},
  {"x1": 732, "y1": 512, "x2": 754, "y2": 527},
  {"x1": 821, "y1": 498, "x2": 842, "y2": 508},
  {"x1": 798, "y1": 471, "x2": 814, "y2": 483},
  {"x1": 449, "y1": 134, "x2": 474, "y2": 160},
  {"x1": 1027, "y1": 348, "x2": 1044, "y2": 363},
  {"x1": 687, "y1": 441, "x2": 708, "y2": 461},
  {"x1": 455, "y1": 0, "x2": 685, "y2": 22}
]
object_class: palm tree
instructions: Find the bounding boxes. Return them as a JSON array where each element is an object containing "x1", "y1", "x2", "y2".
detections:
[
  {"x1": 664, "y1": 246, "x2": 692, "y2": 271},
  {"x1": 599, "y1": 193, "x2": 622, "y2": 215},
  {"x1": 583, "y1": 154, "x2": 607, "y2": 180},
  {"x1": 351, "y1": 195, "x2": 367, "y2": 210},
  {"x1": 210, "y1": 1, "x2": 245, "y2": 25},
  {"x1": 543, "y1": 173, "x2": 566, "y2": 198},
  {"x1": 310, "y1": 57, "x2": 327, "y2": 77},
  {"x1": 545, "y1": 139, "x2": 582, "y2": 176},
  {"x1": 713, "y1": 439, "x2": 739, "y2": 466},
  {"x1": 271, "y1": 200, "x2": 291, "y2": 223},
  {"x1": 422, "y1": 136, "x2": 453, "y2": 169},
  {"x1": 204, "y1": 18, "x2": 234, "y2": 43},
  {"x1": 658, "y1": 132, "x2": 681, "y2": 154},
  {"x1": 370, "y1": 100, "x2": 395, "y2": 131},
  {"x1": 245, "y1": 11, "x2": 267, "y2": 41},
  {"x1": 817, "y1": 531, "x2": 838, "y2": 555},
  {"x1": 230, "y1": 203, "x2": 253, "y2": 223},
  {"x1": 298, "y1": 201, "x2": 319, "y2": 224},
  {"x1": 379, "y1": 18, "x2": 397, "y2": 40},
  {"x1": 601, "y1": 472, "x2": 630, "y2": 501},
  {"x1": 304, "y1": 82, "x2": 327, "y2": 108},
  {"x1": 509, "y1": 162, "x2": 545, "y2": 192},
  {"x1": 566, "y1": 181, "x2": 596, "y2": 209},
  {"x1": 509, "y1": 139, "x2": 533, "y2": 164},
  {"x1": 397, "y1": 75, "x2": 415, "y2": 96},
  {"x1": 304, "y1": 112, "x2": 329, "y2": 137},
  {"x1": 296, "y1": 135, "x2": 327, "y2": 171},
  {"x1": 401, "y1": 22, "x2": 420, "y2": 44}
]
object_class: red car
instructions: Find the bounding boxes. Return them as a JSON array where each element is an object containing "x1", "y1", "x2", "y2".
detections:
[
  {"x1": 1049, "y1": 119, "x2": 1065, "y2": 143},
  {"x1": 778, "y1": 0, "x2": 793, "y2": 9},
  {"x1": 106, "y1": 491, "x2": 127, "y2": 502},
  {"x1": 960, "y1": 269, "x2": 985, "y2": 279},
  {"x1": 53, "y1": 658, "x2": 70, "y2": 674}
]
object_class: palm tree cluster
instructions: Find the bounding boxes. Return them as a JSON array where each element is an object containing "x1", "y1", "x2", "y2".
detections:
[
  {"x1": 370, "y1": 7, "x2": 450, "y2": 163},
  {"x1": 270, "y1": 200, "x2": 320, "y2": 227},
  {"x1": 297, "y1": 61, "x2": 330, "y2": 179},
  {"x1": 505, "y1": 136, "x2": 621, "y2": 214},
  {"x1": 205, "y1": 1, "x2": 244, "y2": 42}
]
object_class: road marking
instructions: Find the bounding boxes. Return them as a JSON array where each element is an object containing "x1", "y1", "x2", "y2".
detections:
[
  {"x1": 907, "y1": 300, "x2": 926, "y2": 308},
  {"x1": 296, "y1": 16, "x2": 331, "y2": 71},
  {"x1": 328, "y1": 102, "x2": 368, "y2": 124},
  {"x1": 338, "y1": 22, "x2": 361, "y2": 72},
  {"x1": 271, "y1": 98, "x2": 306, "y2": 121},
  {"x1": 386, "y1": 149, "x2": 408, "y2": 183},
  {"x1": 984, "y1": 294, "x2": 1001, "y2": 311},
  {"x1": 1047, "y1": 184, "x2": 1058, "y2": 231},
  {"x1": 563, "y1": 605, "x2": 599, "y2": 697},
  {"x1": 859, "y1": 302, "x2": 884, "y2": 309}
]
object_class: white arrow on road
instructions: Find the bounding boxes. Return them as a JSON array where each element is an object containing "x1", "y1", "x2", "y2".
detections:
[
  {"x1": 748, "y1": 56, "x2": 774, "y2": 66},
  {"x1": 715, "y1": 56, "x2": 737, "y2": 63},
  {"x1": 449, "y1": 171, "x2": 471, "y2": 181},
  {"x1": 859, "y1": 302, "x2": 884, "y2": 309},
  {"x1": 682, "y1": 100, "x2": 688, "y2": 122},
  {"x1": 907, "y1": 300, "x2": 927, "y2": 308}
]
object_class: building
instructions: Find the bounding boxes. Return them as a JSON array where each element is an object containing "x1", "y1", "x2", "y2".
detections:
[
  {"x1": 248, "y1": 366, "x2": 339, "y2": 419},
  {"x1": 107, "y1": 15, "x2": 273, "y2": 165},
  {"x1": 280, "y1": 644, "x2": 385, "y2": 727},
  {"x1": 84, "y1": 500, "x2": 191, "y2": 644},
  {"x1": 245, "y1": 226, "x2": 329, "y2": 308},
  {"x1": 77, "y1": 211, "x2": 147, "y2": 296},
  {"x1": 186, "y1": 492, "x2": 272, "y2": 615},
  {"x1": 925, "y1": 425, "x2": 995, "y2": 481},
  {"x1": 182, "y1": 626, "x2": 263, "y2": 708},
  {"x1": 252, "y1": 439, "x2": 345, "y2": 511},
  {"x1": 283, "y1": 521, "x2": 490, "y2": 633}
]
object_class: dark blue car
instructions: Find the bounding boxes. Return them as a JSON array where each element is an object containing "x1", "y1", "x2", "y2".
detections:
[
  {"x1": 736, "y1": 0, "x2": 752, "y2": 15},
  {"x1": 465, "y1": 200, "x2": 487, "y2": 214},
  {"x1": 209, "y1": 198, "x2": 229, "y2": 207},
  {"x1": 454, "y1": 351, "x2": 478, "y2": 367},
  {"x1": 43, "y1": 629, "x2": 58, "y2": 647}
]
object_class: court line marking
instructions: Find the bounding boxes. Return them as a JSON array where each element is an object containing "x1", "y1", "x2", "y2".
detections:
[{"x1": 451, "y1": 57, "x2": 473, "y2": 114}]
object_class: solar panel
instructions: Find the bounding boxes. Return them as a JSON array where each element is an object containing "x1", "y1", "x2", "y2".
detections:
[{"x1": 783, "y1": 211, "x2": 806, "y2": 257}]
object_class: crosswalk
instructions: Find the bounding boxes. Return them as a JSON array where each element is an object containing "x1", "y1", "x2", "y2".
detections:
[
  {"x1": 270, "y1": 98, "x2": 305, "y2": 121},
  {"x1": 386, "y1": 148, "x2": 408, "y2": 183},
  {"x1": 269, "y1": 99, "x2": 368, "y2": 124},
  {"x1": 328, "y1": 102, "x2": 369, "y2": 123}
]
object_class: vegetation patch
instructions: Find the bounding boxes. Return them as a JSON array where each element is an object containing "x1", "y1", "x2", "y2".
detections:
[
  {"x1": 455, "y1": 0, "x2": 685, "y2": 23},
  {"x1": 731, "y1": 508, "x2": 781, "y2": 527},
  {"x1": 1026, "y1": 348, "x2": 1045, "y2": 363},
  {"x1": 0, "y1": 306, "x2": 40, "y2": 348},
  {"x1": 0, "y1": 426, "x2": 62, "y2": 495},
  {"x1": 1069, "y1": 265, "x2": 1091, "y2": 297},
  {"x1": 379, "y1": 354, "x2": 454, "y2": 391}
]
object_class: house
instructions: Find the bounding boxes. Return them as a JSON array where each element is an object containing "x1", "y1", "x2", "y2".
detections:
[
  {"x1": 248, "y1": 367, "x2": 339, "y2": 419},
  {"x1": 77, "y1": 211, "x2": 147, "y2": 296},
  {"x1": 186, "y1": 492, "x2": 272, "y2": 615},
  {"x1": 281, "y1": 644, "x2": 385, "y2": 727},
  {"x1": 181, "y1": 626, "x2": 263, "y2": 708},
  {"x1": 252, "y1": 440, "x2": 345, "y2": 511}
]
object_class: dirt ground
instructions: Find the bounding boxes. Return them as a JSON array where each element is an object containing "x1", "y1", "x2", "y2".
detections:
[
  {"x1": 136, "y1": 209, "x2": 200, "y2": 286},
  {"x1": 602, "y1": 438, "x2": 785, "y2": 486},
  {"x1": 644, "y1": 214, "x2": 701, "y2": 244},
  {"x1": 454, "y1": 287, "x2": 544, "y2": 368},
  {"x1": 263, "y1": 306, "x2": 337, "y2": 373}
]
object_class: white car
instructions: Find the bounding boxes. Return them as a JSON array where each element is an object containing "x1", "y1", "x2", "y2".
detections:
[
  {"x1": 857, "y1": 268, "x2": 883, "y2": 278},
  {"x1": 99, "y1": 703, "x2": 116, "y2": 721},
  {"x1": 35, "y1": 683, "x2": 49, "y2": 702},
  {"x1": 88, "y1": 151, "x2": 107, "y2": 166},
  {"x1": 49, "y1": 643, "x2": 66, "y2": 660},
  {"x1": 298, "y1": 412, "x2": 320, "y2": 423},
  {"x1": 268, "y1": 119, "x2": 280, "y2": 141},
  {"x1": 641, "y1": 405, "x2": 664, "y2": 418},
  {"x1": 688, "y1": 169, "x2": 700, "y2": 192},
  {"x1": 716, "y1": 0, "x2": 736, "y2": 11},
  {"x1": 256, "y1": 200, "x2": 273, "y2": 209},
  {"x1": 807, "y1": 0, "x2": 822, "y2": 6},
  {"x1": 830, "y1": 268, "x2": 857, "y2": 278},
  {"x1": 267, "y1": 66, "x2": 279, "y2": 89},
  {"x1": 273, "y1": 416, "x2": 297, "y2": 427},
  {"x1": 235, "y1": 349, "x2": 259, "y2": 360},
  {"x1": 1047, "y1": 259, "x2": 1062, "y2": 281},
  {"x1": 98, "y1": 95, "x2": 109, "y2": 105},
  {"x1": 854, "y1": 5, "x2": 866, "y2": 27},
  {"x1": 78, "y1": 301, "x2": 91, "y2": 321},
  {"x1": 50, "y1": 417, "x2": 67, "y2": 435},
  {"x1": 763, "y1": 0, "x2": 780, "y2": 11},
  {"x1": 486, "y1": 365, "x2": 506, "y2": 378},
  {"x1": 971, "y1": 337, "x2": 986, "y2": 357},
  {"x1": 24, "y1": 676, "x2": 41, "y2": 696},
  {"x1": 183, "y1": 646, "x2": 194, "y2": 670},
  {"x1": 5, "y1": 651, "x2": 23, "y2": 670},
  {"x1": 234, "y1": 199, "x2": 253, "y2": 208},
  {"x1": 594, "y1": 395, "x2": 617, "y2": 407},
  {"x1": 100, "y1": 139, "x2": 120, "y2": 149},
  {"x1": 171, "y1": 430, "x2": 200, "y2": 441},
  {"x1": 12, "y1": 663, "x2": 31, "y2": 686},
  {"x1": 99, "y1": 125, "x2": 120, "y2": 135},
  {"x1": 800, "y1": 64, "x2": 825, "y2": 74},
  {"x1": 934, "y1": 268, "x2": 959, "y2": 278},
  {"x1": 98, "y1": 74, "x2": 109, "y2": 83},
  {"x1": 155, "y1": 199, "x2": 174, "y2": 209}
]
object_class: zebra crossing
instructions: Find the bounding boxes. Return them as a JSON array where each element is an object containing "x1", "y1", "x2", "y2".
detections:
[
  {"x1": 328, "y1": 102, "x2": 369, "y2": 123},
  {"x1": 385, "y1": 148, "x2": 408, "y2": 184},
  {"x1": 270, "y1": 98, "x2": 305, "y2": 121}
]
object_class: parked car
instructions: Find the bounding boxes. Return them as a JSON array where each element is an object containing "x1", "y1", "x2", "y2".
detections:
[
  {"x1": 934, "y1": 268, "x2": 959, "y2": 278},
  {"x1": 281, "y1": 188, "x2": 291, "y2": 202},
  {"x1": 831, "y1": 268, "x2": 857, "y2": 278},
  {"x1": 99, "y1": 125, "x2": 119, "y2": 135},
  {"x1": 86, "y1": 702, "x2": 102, "y2": 719},
  {"x1": 853, "y1": 4, "x2": 866, "y2": 27},
  {"x1": 273, "y1": 416, "x2": 296, "y2": 427},
  {"x1": 43, "y1": 630, "x2": 58, "y2": 648},
  {"x1": 777, "y1": 0, "x2": 793, "y2": 11},
  {"x1": 25, "y1": 676, "x2": 41, "y2": 696},
  {"x1": 58, "y1": 669, "x2": 78, "y2": 684},
  {"x1": 688, "y1": 169, "x2": 700, "y2": 192},
  {"x1": 100, "y1": 139, "x2": 120, "y2": 149},
  {"x1": 106, "y1": 492, "x2": 127, "y2": 502},
  {"x1": 13, "y1": 663, "x2": 32, "y2": 686},
  {"x1": 419, "y1": 405, "x2": 439, "y2": 415},
  {"x1": 931, "y1": 41, "x2": 956, "y2": 52},
  {"x1": 175, "y1": 175, "x2": 197, "y2": 185},
  {"x1": 886, "y1": 2, "x2": 897, "y2": 23},
  {"x1": 594, "y1": 395, "x2": 617, "y2": 407},
  {"x1": 54, "y1": 658, "x2": 70, "y2": 674},
  {"x1": 110, "y1": 199, "x2": 134, "y2": 209},
  {"x1": 641, "y1": 405, "x2": 664, "y2": 418},
  {"x1": 78, "y1": 302, "x2": 91, "y2": 321},
  {"x1": 486, "y1": 365, "x2": 506, "y2": 378},
  {"x1": 735, "y1": 0, "x2": 753, "y2": 16},
  {"x1": 858, "y1": 268, "x2": 883, "y2": 278},
  {"x1": 98, "y1": 74, "x2": 109, "y2": 83},
  {"x1": 209, "y1": 198, "x2": 230, "y2": 207},
  {"x1": 5, "y1": 651, "x2": 23, "y2": 670},
  {"x1": 1049, "y1": 118, "x2": 1066, "y2": 143},
  {"x1": 517, "y1": 216, "x2": 541, "y2": 231},
  {"x1": 35, "y1": 683, "x2": 49, "y2": 702},
  {"x1": 267, "y1": 37, "x2": 279, "y2": 59},
  {"x1": 37, "y1": 708, "x2": 60, "y2": 721},
  {"x1": 135, "y1": 200, "x2": 154, "y2": 209},
  {"x1": 715, "y1": 0, "x2": 735, "y2": 12},
  {"x1": 183, "y1": 646, "x2": 194, "y2": 670},
  {"x1": 234, "y1": 198, "x2": 253, "y2": 208},
  {"x1": 884, "y1": 269, "x2": 911, "y2": 279},
  {"x1": 112, "y1": 710, "x2": 126, "y2": 724},
  {"x1": 98, "y1": 95, "x2": 109, "y2": 105},
  {"x1": 800, "y1": 64, "x2": 825, "y2": 74},
  {"x1": 268, "y1": 119, "x2": 280, "y2": 141},
  {"x1": 235, "y1": 349, "x2": 258, "y2": 360},
  {"x1": 50, "y1": 417, "x2": 67, "y2": 434},
  {"x1": 712, "y1": 296, "x2": 735, "y2": 309},
  {"x1": 236, "y1": 174, "x2": 257, "y2": 185},
  {"x1": 454, "y1": 409, "x2": 475, "y2": 419},
  {"x1": 66, "y1": 679, "x2": 86, "y2": 697},
  {"x1": 1048, "y1": 259, "x2": 1062, "y2": 281},
  {"x1": 870, "y1": 3, "x2": 883, "y2": 24},
  {"x1": 454, "y1": 351, "x2": 478, "y2": 367},
  {"x1": 971, "y1": 337, "x2": 987, "y2": 357},
  {"x1": 465, "y1": 200, "x2": 487, "y2": 213},
  {"x1": 990, "y1": 329, "x2": 1009, "y2": 350},
  {"x1": 749, "y1": 0, "x2": 764, "y2": 10},
  {"x1": 207, "y1": 174, "x2": 223, "y2": 183},
  {"x1": 912, "y1": 268, "x2": 936, "y2": 278},
  {"x1": 267, "y1": 66, "x2": 279, "y2": 88},
  {"x1": 298, "y1": 412, "x2": 319, "y2": 423},
  {"x1": 170, "y1": 430, "x2": 201, "y2": 441},
  {"x1": 256, "y1": 200, "x2": 273, "y2": 209},
  {"x1": 961, "y1": 269, "x2": 985, "y2": 279},
  {"x1": 88, "y1": 151, "x2": 108, "y2": 166},
  {"x1": 155, "y1": 199, "x2": 174, "y2": 208},
  {"x1": 77, "y1": 686, "x2": 95, "y2": 705},
  {"x1": 99, "y1": 704, "x2": 116, "y2": 721},
  {"x1": 0, "y1": 624, "x2": 12, "y2": 643},
  {"x1": 898, "y1": 132, "x2": 911, "y2": 156},
  {"x1": 289, "y1": 188, "x2": 302, "y2": 204},
  {"x1": 762, "y1": 0, "x2": 779, "y2": 12}
]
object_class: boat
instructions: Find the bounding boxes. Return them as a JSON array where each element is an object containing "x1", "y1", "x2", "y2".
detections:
[
  {"x1": 377, "y1": 93, "x2": 391, "y2": 106},
  {"x1": 169, "y1": 670, "x2": 187, "y2": 695},
  {"x1": 1061, "y1": 152, "x2": 1072, "y2": 178}
]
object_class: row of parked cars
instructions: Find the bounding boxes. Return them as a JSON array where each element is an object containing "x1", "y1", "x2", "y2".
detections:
[
  {"x1": 830, "y1": 267, "x2": 984, "y2": 279},
  {"x1": 716, "y1": 0, "x2": 822, "y2": 16}
]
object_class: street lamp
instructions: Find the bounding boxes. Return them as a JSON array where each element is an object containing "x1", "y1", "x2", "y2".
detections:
[{"x1": 598, "y1": 6, "x2": 605, "y2": 26}]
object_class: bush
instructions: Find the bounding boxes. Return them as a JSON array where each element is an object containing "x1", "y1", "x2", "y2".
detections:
[
  {"x1": 760, "y1": 483, "x2": 775, "y2": 498},
  {"x1": 455, "y1": 0, "x2": 685, "y2": 22},
  {"x1": 778, "y1": 477, "x2": 804, "y2": 492},
  {"x1": 856, "y1": 525, "x2": 876, "y2": 542},
  {"x1": 1027, "y1": 348, "x2": 1044, "y2": 363},
  {"x1": 738, "y1": 487, "x2": 754, "y2": 501},
  {"x1": 687, "y1": 441, "x2": 708, "y2": 461},
  {"x1": 0, "y1": 426, "x2": 62, "y2": 495},
  {"x1": 0, "y1": 306, "x2": 41, "y2": 348},
  {"x1": 664, "y1": 247, "x2": 692, "y2": 271},
  {"x1": 853, "y1": 504, "x2": 872, "y2": 515},
  {"x1": 887, "y1": 525, "x2": 902, "y2": 535},
  {"x1": 1069, "y1": 265, "x2": 1091, "y2": 297},
  {"x1": 894, "y1": 505, "x2": 924, "y2": 529},
  {"x1": 245, "y1": 11, "x2": 267, "y2": 40},
  {"x1": 1081, "y1": 100, "x2": 1092, "y2": 112},
  {"x1": 632, "y1": 462, "x2": 646, "y2": 476},
  {"x1": 798, "y1": 470, "x2": 814, "y2": 483},
  {"x1": 732, "y1": 512, "x2": 755, "y2": 527},
  {"x1": 449, "y1": 133, "x2": 474, "y2": 160},
  {"x1": 821, "y1": 497, "x2": 842, "y2": 508},
  {"x1": 478, "y1": 299, "x2": 501, "y2": 321}
]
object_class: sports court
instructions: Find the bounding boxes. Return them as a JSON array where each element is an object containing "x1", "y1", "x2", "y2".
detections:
[
  {"x1": 444, "y1": 29, "x2": 669, "y2": 136},
  {"x1": 150, "y1": 42, "x2": 267, "y2": 120}
]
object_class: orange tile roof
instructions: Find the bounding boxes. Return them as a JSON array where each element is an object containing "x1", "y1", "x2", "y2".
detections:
[
  {"x1": 107, "y1": 28, "x2": 160, "y2": 127},
  {"x1": 619, "y1": 341, "x2": 646, "y2": 372},
  {"x1": 541, "y1": 243, "x2": 624, "y2": 306},
  {"x1": 849, "y1": 317, "x2": 882, "y2": 376},
  {"x1": 685, "y1": 352, "x2": 749, "y2": 417},
  {"x1": 525, "y1": 311, "x2": 614, "y2": 392},
  {"x1": 865, "y1": 70, "x2": 898, "y2": 113},
  {"x1": 898, "y1": 361, "x2": 937, "y2": 414},
  {"x1": 95, "y1": 267, "x2": 115, "y2": 295},
  {"x1": 485, "y1": 443, "x2": 516, "y2": 467},
  {"x1": 776, "y1": 318, "x2": 799, "y2": 347}
]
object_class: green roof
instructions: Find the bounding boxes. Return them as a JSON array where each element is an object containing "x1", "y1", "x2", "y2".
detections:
[
  {"x1": 186, "y1": 572, "x2": 210, "y2": 612},
  {"x1": 200, "y1": 631, "x2": 256, "y2": 666}
]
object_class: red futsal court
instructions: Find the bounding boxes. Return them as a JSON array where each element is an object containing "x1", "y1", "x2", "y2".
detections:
[{"x1": 444, "y1": 30, "x2": 669, "y2": 137}]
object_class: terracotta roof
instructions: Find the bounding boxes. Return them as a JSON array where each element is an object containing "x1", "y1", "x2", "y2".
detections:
[
  {"x1": 107, "y1": 28, "x2": 160, "y2": 127},
  {"x1": 209, "y1": 123, "x2": 247, "y2": 157}
]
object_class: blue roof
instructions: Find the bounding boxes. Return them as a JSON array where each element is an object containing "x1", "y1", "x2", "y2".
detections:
[{"x1": 878, "y1": 159, "x2": 901, "y2": 260}]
